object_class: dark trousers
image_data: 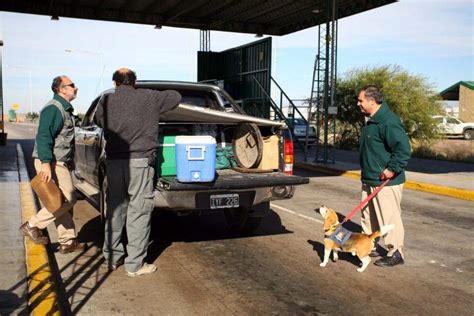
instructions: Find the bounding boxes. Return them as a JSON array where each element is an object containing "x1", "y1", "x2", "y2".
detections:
[{"x1": 103, "y1": 158, "x2": 155, "y2": 272}]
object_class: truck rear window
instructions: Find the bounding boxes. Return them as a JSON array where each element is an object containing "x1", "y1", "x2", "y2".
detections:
[{"x1": 178, "y1": 90, "x2": 222, "y2": 111}]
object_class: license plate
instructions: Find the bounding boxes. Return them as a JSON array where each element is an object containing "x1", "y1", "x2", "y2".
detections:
[{"x1": 210, "y1": 193, "x2": 239, "y2": 209}]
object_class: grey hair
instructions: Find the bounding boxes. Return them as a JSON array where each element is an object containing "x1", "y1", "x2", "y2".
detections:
[
  {"x1": 361, "y1": 84, "x2": 384, "y2": 104},
  {"x1": 51, "y1": 76, "x2": 64, "y2": 93}
]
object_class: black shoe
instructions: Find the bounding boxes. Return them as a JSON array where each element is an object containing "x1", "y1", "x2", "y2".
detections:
[
  {"x1": 369, "y1": 248, "x2": 381, "y2": 257},
  {"x1": 374, "y1": 250, "x2": 404, "y2": 267}
]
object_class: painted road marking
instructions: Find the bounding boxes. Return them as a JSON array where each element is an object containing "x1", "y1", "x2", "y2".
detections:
[
  {"x1": 271, "y1": 203, "x2": 324, "y2": 224},
  {"x1": 17, "y1": 144, "x2": 60, "y2": 315},
  {"x1": 295, "y1": 162, "x2": 474, "y2": 202}
]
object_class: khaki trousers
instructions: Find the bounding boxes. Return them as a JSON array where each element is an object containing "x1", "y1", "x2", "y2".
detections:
[
  {"x1": 360, "y1": 183, "x2": 405, "y2": 257},
  {"x1": 28, "y1": 159, "x2": 77, "y2": 245}
]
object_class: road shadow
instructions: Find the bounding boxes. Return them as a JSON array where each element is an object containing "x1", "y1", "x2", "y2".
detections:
[
  {"x1": 0, "y1": 290, "x2": 27, "y2": 315},
  {"x1": 0, "y1": 262, "x2": 55, "y2": 315},
  {"x1": 307, "y1": 239, "x2": 362, "y2": 267},
  {"x1": 47, "y1": 243, "x2": 111, "y2": 315},
  {"x1": 146, "y1": 208, "x2": 292, "y2": 264},
  {"x1": 52, "y1": 206, "x2": 292, "y2": 313},
  {"x1": 7, "y1": 139, "x2": 36, "y2": 178}
]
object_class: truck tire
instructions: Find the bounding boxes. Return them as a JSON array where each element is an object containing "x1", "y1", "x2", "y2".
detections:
[
  {"x1": 224, "y1": 207, "x2": 262, "y2": 233},
  {"x1": 463, "y1": 129, "x2": 473, "y2": 140}
]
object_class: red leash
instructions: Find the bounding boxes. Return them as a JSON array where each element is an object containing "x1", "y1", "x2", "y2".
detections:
[{"x1": 342, "y1": 178, "x2": 391, "y2": 223}]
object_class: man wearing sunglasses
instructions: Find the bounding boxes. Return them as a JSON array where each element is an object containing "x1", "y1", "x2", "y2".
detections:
[{"x1": 19, "y1": 75, "x2": 84, "y2": 254}]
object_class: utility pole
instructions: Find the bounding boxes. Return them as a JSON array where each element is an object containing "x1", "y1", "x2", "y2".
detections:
[{"x1": 0, "y1": 40, "x2": 5, "y2": 145}]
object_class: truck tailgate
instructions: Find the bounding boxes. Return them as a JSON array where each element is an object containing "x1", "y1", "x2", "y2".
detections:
[{"x1": 157, "y1": 169, "x2": 309, "y2": 191}]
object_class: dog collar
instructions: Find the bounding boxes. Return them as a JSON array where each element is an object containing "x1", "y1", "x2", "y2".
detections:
[{"x1": 324, "y1": 223, "x2": 339, "y2": 234}]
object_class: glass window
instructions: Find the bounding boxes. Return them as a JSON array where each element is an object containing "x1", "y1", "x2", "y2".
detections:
[
  {"x1": 292, "y1": 118, "x2": 306, "y2": 125},
  {"x1": 82, "y1": 98, "x2": 100, "y2": 127},
  {"x1": 447, "y1": 117, "x2": 460, "y2": 124},
  {"x1": 82, "y1": 93, "x2": 112, "y2": 127},
  {"x1": 433, "y1": 117, "x2": 443, "y2": 124}
]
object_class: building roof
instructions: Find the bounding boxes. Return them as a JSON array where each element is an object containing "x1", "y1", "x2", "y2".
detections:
[
  {"x1": 0, "y1": 0, "x2": 396, "y2": 36},
  {"x1": 440, "y1": 81, "x2": 474, "y2": 101}
]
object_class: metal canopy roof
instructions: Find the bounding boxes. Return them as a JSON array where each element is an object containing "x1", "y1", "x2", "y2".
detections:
[
  {"x1": 440, "y1": 81, "x2": 474, "y2": 101},
  {"x1": 0, "y1": 0, "x2": 396, "y2": 36}
]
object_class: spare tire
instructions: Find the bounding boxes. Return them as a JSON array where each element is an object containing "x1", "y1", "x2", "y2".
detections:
[{"x1": 232, "y1": 122, "x2": 263, "y2": 168}]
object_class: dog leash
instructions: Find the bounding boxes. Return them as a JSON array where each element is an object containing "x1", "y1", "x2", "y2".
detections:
[{"x1": 341, "y1": 178, "x2": 391, "y2": 223}]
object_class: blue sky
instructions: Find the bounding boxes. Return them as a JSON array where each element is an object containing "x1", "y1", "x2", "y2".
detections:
[{"x1": 1, "y1": 0, "x2": 473, "y2": 114}]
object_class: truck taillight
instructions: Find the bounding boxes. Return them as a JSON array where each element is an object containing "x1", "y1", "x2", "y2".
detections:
[{"x1": 284, "y1": 138, "x2": 293, "y2": 175}]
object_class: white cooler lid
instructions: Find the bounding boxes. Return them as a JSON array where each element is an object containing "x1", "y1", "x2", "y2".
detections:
[{"x1": 175, "y1": 135, "x2": 216, "y2": 144}]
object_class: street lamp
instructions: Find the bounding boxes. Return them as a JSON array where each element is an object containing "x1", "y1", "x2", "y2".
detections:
[{"x1": 65, "y1": 49, "x2": 105, "y2": 96}]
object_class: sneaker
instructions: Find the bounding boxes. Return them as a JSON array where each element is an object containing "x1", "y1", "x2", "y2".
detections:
[
  {"x1": 126, "y1": 263, "x2": 157, "y2": 277},
  {"x1": 374, "y1": 250, "x2": 404, "y2": 267},
  {"x1": 19, "y1": 222, "x2": 49, "y2": 245},
  {"x1": 59, "y1": 240, "x2": 85, "y2": 254}
]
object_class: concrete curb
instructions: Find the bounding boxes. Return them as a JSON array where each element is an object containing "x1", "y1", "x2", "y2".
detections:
[
  {"x1": 295, "y1": 162, "x2": 474, "y2": 202},
  {"x1": 16, "y1": 144, "x2": 60, "y2": 315}
]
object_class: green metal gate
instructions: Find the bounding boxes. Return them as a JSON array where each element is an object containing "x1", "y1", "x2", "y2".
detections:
[{"x1": 198, "y1": 37, "x2": 272, "y2": 118}]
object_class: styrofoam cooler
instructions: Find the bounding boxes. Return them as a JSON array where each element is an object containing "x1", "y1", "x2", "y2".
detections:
[{"x1": 175, "y1": 135, "x2": 216, "y2": 182}]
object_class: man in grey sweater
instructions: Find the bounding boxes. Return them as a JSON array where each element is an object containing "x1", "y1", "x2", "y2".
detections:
[{"x1": 95, "y1": 68, "x2": 181, "y2": 277}]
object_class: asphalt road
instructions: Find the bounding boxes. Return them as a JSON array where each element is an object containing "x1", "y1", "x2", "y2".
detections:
[{"x1": 6, "y1": 122, "x2": 474, "y2": 315}]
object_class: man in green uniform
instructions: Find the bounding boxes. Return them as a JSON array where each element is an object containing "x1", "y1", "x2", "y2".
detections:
[
  {"x1": 357, "y1": 85, "x2": 411, "y2": 267},
  {"x1": 19, "y1": 76, "x2": 84, "y2": 254}
]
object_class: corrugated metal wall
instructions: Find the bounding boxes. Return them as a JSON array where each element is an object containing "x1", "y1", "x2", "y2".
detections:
[{"x1": 197, "y1": 37, "x2": 272, "y2": 118}]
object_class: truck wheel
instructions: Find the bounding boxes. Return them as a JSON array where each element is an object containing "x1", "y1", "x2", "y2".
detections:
[
  {"x1": 99, "y1": 172, "x2": 108, "y2": 225},
  {"x1": 224, "y1": 207, "x2": 262, "y2": 232},
  {"x1": 463, "y1": 129, "x2": 473, "y2": 140}
]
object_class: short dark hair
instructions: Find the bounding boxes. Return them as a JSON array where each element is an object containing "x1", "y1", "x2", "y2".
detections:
[
  {"x1": 112, "y1": 68, "x2": 137, "y2": 86},
  {"x1": 51, "y1": 76, "x2": 64, "y2": 93},
  {"x1": 361, "y1": 84, "x2": 384, "y2": 104}
]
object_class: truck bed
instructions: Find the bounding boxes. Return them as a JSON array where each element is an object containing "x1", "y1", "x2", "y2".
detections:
[{"x1": 157, "y1": 169, "x2": 309, "y2": 191}]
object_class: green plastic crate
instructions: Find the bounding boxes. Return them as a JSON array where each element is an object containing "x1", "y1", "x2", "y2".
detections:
[{"x1": 155, "y1": 135, "x2": 176, "y2": 176}]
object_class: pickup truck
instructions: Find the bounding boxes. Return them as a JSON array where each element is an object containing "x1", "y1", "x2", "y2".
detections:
[
  {"x1": 73, "y1": 81, "x2": 309, "y2": 231},
  {"x1": 433, "y1": 115, "x2": 474, "y2": 140}
]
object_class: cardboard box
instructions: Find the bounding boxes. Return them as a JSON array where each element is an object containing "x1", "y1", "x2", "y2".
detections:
[{"x1": 258, "y1": 135, "x2": 279, "y2": 170}]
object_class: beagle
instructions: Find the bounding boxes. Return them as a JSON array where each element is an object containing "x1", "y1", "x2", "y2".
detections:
[{"x1": 317, "y1": 206, "x2": 393, "y2": 272}]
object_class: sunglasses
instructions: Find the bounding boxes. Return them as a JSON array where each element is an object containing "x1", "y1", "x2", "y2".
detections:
[{"x1": 62, "y1": 83, "x2": 76, "y2": 89}]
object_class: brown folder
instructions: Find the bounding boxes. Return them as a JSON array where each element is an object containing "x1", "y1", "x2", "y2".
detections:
[{"x1": 31, "y1": 175, "x2": 63, "y2": 214}]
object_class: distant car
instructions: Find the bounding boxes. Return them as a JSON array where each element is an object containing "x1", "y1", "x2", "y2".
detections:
[
  {"x1": 289, "y1": 118, "x2": 317, "y2": 143},
  {"x1": 433, "y1": 115, "x2": 474, "y2": 140}
]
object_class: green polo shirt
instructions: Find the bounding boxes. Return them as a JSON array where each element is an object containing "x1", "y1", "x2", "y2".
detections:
[
  {"x1": 36, "y1": 94, "x2": 73, "y2": 163},
  {"x1": 359, "y1": 102, "x2": 411, "y2": 186}
]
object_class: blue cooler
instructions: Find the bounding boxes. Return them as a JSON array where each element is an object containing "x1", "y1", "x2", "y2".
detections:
[{"x1": 175, "y1": 135, "x2": 216, "y2": 182}]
